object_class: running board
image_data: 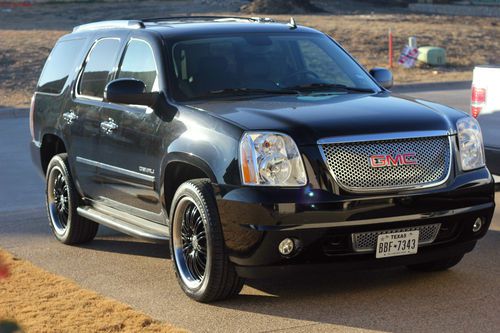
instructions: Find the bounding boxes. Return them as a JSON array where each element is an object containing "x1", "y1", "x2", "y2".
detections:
[{"x1": 77, "y1": 206, "x2": 169, "y2": 243}]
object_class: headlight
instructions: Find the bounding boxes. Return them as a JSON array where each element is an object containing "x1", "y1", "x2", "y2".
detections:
[
  {"x1": 239, "y1": 132, "x2": 307, "y2": 186},
  {"x1": 456, "y1": 117, "x2": 485, "y2": 171}
]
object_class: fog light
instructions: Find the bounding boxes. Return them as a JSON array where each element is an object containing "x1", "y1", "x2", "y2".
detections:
[
  {"x1": 472, "y1": 217, "x2": 483, "y2": 233},
  {"x1": 278, "y1": 238, "x2": 295, "y2": 256}
]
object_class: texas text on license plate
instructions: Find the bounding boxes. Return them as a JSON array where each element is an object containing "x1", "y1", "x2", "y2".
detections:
[{"x1": 375, "y1": 230, "x2": 419, "y2": 258}]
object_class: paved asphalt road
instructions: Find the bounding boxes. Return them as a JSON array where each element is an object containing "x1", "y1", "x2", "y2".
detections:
[{"x1": 1, "y1": 87, "x2": 499, "y2": 333}]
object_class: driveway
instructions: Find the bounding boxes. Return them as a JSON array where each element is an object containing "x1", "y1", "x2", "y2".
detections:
[{"x1": 0, "y1": 86, "x2": 498, "y2": 333}]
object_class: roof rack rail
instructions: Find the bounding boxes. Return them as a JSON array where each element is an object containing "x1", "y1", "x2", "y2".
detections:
[
  {"x1": 249, "y1": 17, "x2": 275, "y2": 23},
  {"x1": 73, "y1": 20, "x2": 145, "y2": 32},
  {"x1": 141, "y1": 16, "x2": 275, "y2": 23}
]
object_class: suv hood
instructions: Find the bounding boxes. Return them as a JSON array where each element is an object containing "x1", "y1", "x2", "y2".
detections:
[{"x1": 187, "y1": 92, "x2": 464, "y2": 145}]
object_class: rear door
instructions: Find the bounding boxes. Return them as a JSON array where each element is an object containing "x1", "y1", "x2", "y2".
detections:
[
  {"x1": 96, "y1": 36, "x2": 164, "y2": 220},
  {"x1": 69, "y1": 37, "x2": 123, "y2": 199}
]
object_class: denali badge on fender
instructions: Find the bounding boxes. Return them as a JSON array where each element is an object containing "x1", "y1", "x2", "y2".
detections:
[
  {"x1": 30, "y1": 16, "x2": 495, "y2": 303},
  {"x1": 369, "y1": 152, "x2": 417, "y2": 168}
]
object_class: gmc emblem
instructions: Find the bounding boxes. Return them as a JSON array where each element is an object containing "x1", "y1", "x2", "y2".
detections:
[{"x1": 369, "y1": 152, "x2": 417, "y2": 168}]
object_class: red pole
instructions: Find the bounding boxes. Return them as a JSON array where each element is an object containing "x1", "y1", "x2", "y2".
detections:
[{"x1": 389, "y1": 29, "x2": 393, "y2": 69}]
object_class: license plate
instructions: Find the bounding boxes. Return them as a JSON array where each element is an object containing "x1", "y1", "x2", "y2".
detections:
[{"x1": 376, "y1": 230, "x2": 419, "y2": 258}]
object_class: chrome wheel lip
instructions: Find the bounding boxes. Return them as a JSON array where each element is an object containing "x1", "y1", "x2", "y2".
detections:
[
  {"x1": 47, "y1": 166, "x2": 70, "y2": 235},
  {"x1": 173, "y1": 197, "x2": 208, "y2": 289}
]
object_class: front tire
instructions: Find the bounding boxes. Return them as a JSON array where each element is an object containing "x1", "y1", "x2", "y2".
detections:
[
  {"x1": 170, "y1": 179, "x2": 244, "y2": 302},
  {"x1": 407, "y1": 254, "x2": 464, "y2": 272},
  {"x1": 45, "y1": 153, "x2": 98, "y2": 244}
]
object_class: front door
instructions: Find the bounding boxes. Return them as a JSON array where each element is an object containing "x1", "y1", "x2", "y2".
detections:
[{"x1": 96, "y1": 38, "x2": 163, "y2": 221}]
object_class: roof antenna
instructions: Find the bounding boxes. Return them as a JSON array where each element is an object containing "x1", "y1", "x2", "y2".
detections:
[{"x1": 288, "y1": 17, "x2": 297, "y2": 30}]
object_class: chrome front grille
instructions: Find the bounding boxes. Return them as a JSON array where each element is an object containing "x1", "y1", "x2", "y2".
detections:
[
  {"x1": 320, "y1": 135, "x2": 451, "y2": 192},
  {"x1": 352, "y1": 224, "x2": 441, "y2": 253}
]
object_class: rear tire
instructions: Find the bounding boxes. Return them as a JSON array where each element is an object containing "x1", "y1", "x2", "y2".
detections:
[
  {"x1": 406, "y1": 254, "x2": 464, "y2": 272},
  {"x1": 45, "y1": 153, "x2": 98, "y2": 244},
  {"x1": 169, "y1": 179, "x2": 244, "y2": 302}
]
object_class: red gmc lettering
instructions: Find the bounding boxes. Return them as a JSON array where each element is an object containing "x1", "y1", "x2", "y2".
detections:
[
  {"x1": 386, "y1": 154, "x2": 403, "y2": 166},
  {"x1": 369, "y1": 155, "x2": 386, "y2": 168},
  {"x1": 369, "y1": 152, "x2": 417, "y2": 168},
  {"x1": 402, "y1": 153, "x2": 417, "y2": 165}
]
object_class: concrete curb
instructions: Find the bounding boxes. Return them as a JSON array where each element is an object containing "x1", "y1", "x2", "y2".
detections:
[
  {"x1": 392, "y1": 80, "x2": 471, "y2": 93},
  {"x1": 0, "y1": 108, "x2": 29, "y2": 119}
]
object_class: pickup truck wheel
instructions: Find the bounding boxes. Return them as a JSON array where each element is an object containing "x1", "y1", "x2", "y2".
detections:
[
  {"x1": 170, "y1": 179, "x2": 244, "y2": 302},
  {"x1": 45, "y1": 153, "x2": 98, "y2": 244},
  {"x1": 406, "y1": 254, "x2": 464, "y2": 272}
]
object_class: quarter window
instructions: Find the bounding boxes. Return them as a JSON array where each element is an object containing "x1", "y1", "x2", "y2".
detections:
[
  {"x1": 79, "y1": 38, "x2": 121, "y2": 98},
  {"x1": 117, "y1": 39, "x2": 158, "y2": 93},
  {"x1": 37, "y1": 38, "x2": 85, "y2": 94}
]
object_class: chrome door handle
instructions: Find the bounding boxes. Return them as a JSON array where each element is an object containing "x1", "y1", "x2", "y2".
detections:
[
  {"x1": 63, "y1": 110, "x2": 78, "y2": 124},
  {"x1": 100, "y1": 118, "x2": 118, "y2": 134}
]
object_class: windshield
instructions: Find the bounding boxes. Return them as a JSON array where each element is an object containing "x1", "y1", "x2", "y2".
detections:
[{"x1": 168, "y1": 33, "x2": 381, "y2": 101}]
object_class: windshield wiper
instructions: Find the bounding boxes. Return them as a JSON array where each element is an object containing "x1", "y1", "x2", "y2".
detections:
[
  {"x1": 206, "y1": 87, "x2": 299, "y2": 97},
  {"x1": 284, "y1": 83, "x2": 375, "y2": 93}
]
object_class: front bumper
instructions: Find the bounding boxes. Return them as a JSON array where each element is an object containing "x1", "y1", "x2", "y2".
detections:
[
  {"x1": 216, "y1": 167, "x2": 495, "y2": 278},
  {"x1": 235, "y1": 241, "x2": 478, "y2": 279}
]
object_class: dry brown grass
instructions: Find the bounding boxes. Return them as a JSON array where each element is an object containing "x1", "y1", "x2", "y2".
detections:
[
  {"x1": 266, "y1": 13, "x2": 499, "y2": 85},
  {"x1": 0, "y1": 249, "x2": 186, "y2": 333},
  {"x1": 0, "y1": 3, "x2": 498, "y2": 108},
  {"x1": 0, "y1": 30, "x2": 63, "y2": 109}
]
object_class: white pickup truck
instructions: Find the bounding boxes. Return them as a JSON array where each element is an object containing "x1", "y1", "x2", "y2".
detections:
[{"x1": 471, "y1": 65, "x2": 500, "y2": 177}]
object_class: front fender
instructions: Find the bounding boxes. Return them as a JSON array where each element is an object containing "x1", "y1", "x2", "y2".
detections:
[
  {"x1": 160, "y1": 152, "x2": 217, "y2": 185},
  {"x1": 163, "y1": 107, "x2": 243, "y2": 186}
]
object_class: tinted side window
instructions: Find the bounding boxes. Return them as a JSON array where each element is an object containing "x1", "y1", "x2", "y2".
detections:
[
  {"x1": 79, "y1": 38, "x2": 121, "y2": 98},
  {"x1": 117, "y1": 40, "x2": 158, "y2": 93},
  {"x1": 37, "y1": 38, "x2": 85, "y2": 94}
]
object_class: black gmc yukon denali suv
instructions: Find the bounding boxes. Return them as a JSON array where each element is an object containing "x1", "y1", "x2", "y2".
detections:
[{"x1": 30, "y1": 17, "x2": 495, "y2": 302}]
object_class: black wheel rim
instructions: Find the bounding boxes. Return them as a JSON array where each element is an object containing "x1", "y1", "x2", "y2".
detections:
[
  {"x1": 173, "y1": 198, "x2": 208, "y2": 289},
  {"x1": 181, "y1": 203, "x2": 207, "y2": 281},
  {"x1": 47, "y1": 167, "x2": 70, "y2": 234}
]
